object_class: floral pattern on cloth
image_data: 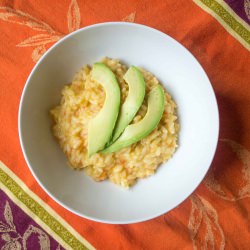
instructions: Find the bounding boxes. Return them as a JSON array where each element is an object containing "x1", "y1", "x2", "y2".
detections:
[
  {"x1": 0, "y1": 0, "x2": 80, "y2": 62},
  {"x1": 0, "y1": 190, "x2": 64, "y2": 250},
  {"x1": 0, "y1": 0, "x2": 136, "y2": 63},
  {"x1": 193, "y1": 0, "x2": 250, "y2": 50},
  {"x1": 0, "y1": 0, "x2": 250, "y2": 249},
  {"x1": 188, "y1": 139, "x2": 250, "y2": 250}
]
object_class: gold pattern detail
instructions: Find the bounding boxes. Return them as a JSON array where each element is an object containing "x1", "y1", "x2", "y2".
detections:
[
  {"x1": 188, "y1": 195, "x2": 225, "y2": 250},
  {"x1": 32, "y1": 45, "x2": 47, "y2": 63},
  {"x1": 0, "y1": 202, "x2": 52, "y2": 250},
  {"x1": 122, "y1": 12, "x2": 136, "y2": 22},
  {"x1": 204, "y1": 139, "x2": 250, "y2": 201},
  {"x1": 1, "y1": 239, "x2": 22, "y2": 250},
  {"x1": 0, "y1": 202, "x2": 15, "y2": 233},
  {"x1": 3, "y1": 201, "x2": 15, "y2": 232},
  {"x1": 17, "y1": 34, "x2": 62, "y2": 47},
  {"x1": 22, "y1": 225, "x2": 50, "y2": 250},
  {"x1": 0, "y1": 0, "x2": 82, "y2": 62},
  {"x1": 222, "y1": 139, "x2": 250, "y2": 199},
  {"x1": 204, "y1": 171, "x2": 229, "y2": 200},
  {"x1": 0, "y1": 161, "x2": 95, "y2": 250},
  {"x1": 244, "y1": 0, "x2": 250, "y2": 20},
  {"x1": 67, "y1": 0, "x2": 81, "y2": 32},
  {"x1": 0, "y1": 7, "x2": 56, "y2": 33},
  {"x1": 0, "y1": 6, "x2": 62, "y2": 62},
  {"x1": 193, "y1": 0, "x2": 250, "y2": 51},
  {"x1": 56, "y1": 245, "x2": 62, "y2": 250}
]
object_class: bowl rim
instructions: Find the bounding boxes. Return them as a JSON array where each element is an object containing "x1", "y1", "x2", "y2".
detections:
[{"x1": 18, "y1": 21, "x2": 219, "y2": 224}]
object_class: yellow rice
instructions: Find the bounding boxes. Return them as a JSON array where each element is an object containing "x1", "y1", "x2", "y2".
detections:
[{"x1": 50, "y1": 58, "x2": 179, "y2": 188}]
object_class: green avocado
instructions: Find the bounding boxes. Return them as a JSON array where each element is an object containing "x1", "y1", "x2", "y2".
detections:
[
  {"x1": 88, "y1": 63, "x2": 120, "y2": 157},
  {"x1": 102, "y1": 85, "x2": 165, "y2": 154},
  {"x1": 111, "y1": 66, "x2": 146, "y2": 142}
]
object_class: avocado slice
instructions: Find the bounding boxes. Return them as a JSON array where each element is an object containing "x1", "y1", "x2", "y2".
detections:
[
  {"x1": 102, "y1": 85, "x2": 165, "y2": 154},
  {"x1": 111, "y1": 66, "x2": 146, "y2": 142},
  {"x1": 88, "y1": 63, "x2": 120, "y2": 157}
]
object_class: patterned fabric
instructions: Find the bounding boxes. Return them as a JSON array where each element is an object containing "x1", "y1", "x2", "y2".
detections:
[
  {"x1": 225, "y1": 0, "x2": 250, "y2": 24},
  {"x1": 0, "y1": 191, "x2": 64, "y2": 250},
  {"x1": 0, "y1": 162, "x2": 93, "y2": 250},
  {"x1": 193, "y1": 0, "x2": 250, "y2": 50},
  {"x1": 0, "y1": 0, "x2": 249, "y2": 249}
]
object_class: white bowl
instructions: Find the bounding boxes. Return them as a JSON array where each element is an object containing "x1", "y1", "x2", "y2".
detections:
[{"x1": 19, "y1": 22, "x2": 219, "y2": 224}]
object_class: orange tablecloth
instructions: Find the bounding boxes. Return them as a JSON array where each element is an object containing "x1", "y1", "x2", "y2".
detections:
[{"x1": 0, "y1": 0, "x2": 250, "y2": 249}]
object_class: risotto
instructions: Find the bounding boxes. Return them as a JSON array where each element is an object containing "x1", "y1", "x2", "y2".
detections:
[{"x1": 50, "y1": 58, "x2": 179, "y2": 188}]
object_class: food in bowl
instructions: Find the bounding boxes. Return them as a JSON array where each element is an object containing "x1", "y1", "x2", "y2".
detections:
[{"x1": 50, "y1": 58, "x2": 179, "y2": 188}]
